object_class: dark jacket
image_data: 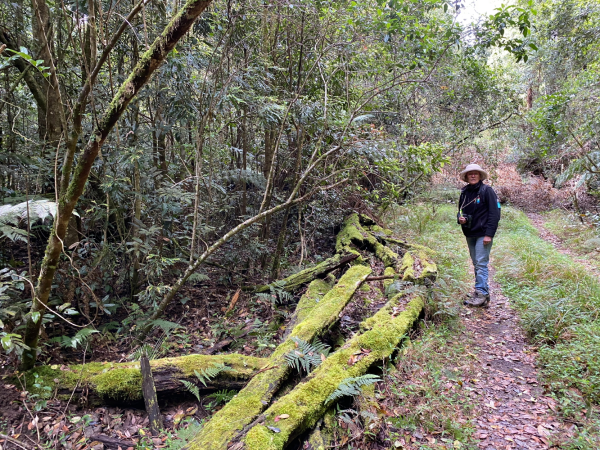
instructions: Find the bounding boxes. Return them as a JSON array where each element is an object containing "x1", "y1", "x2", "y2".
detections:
[{"x1": 457, "y1": 181, "x2": 501, "y2": 238}]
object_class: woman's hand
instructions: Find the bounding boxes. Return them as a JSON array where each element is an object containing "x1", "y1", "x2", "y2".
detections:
[
  {"x1": 458, "y1": 217, "x2": 467, "y2": 224},
  {"x1": 483, "y1": 236, "x2": 492, "y2": 245}
]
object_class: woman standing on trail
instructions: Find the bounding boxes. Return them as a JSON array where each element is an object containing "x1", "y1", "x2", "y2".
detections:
[{"x1": 457, "y1": 164, "x2": 501, "y2": 307}]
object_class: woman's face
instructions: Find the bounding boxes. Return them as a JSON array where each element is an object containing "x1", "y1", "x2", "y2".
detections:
[{"x1": 467, "y1": 171, "x2": 481, "y2": 185}]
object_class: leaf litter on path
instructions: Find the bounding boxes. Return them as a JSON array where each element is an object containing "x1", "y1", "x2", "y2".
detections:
[{"x1": 462, "y1": 266, "x2": 574, "y2": 449}]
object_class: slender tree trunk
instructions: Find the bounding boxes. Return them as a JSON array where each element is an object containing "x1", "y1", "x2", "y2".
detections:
[
  {"x1": 20, "y1": 0, "x2": 215, "y2": 371},
  {"x1": 31, "y1": 0, "x2": 65, "y2": 150}
]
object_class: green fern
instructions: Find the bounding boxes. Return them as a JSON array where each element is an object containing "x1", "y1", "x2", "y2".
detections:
[
  {"x1": 187, "y1": 273, "x2": 210, "y2": 283},
  {"x1": 49, "y1": 327, "x2": 99, "y2": 349},
  {"x1": 206, "y1": 389, "x2": 236, "y2": 405},
  {"x1": 194, "y1": 363, "x2": 233, "y2": 387},
  {"x1": 179, "y1": 379, "x2": 201, "y2": 402},
  {"x1": 325, "y1": 374, "x2": 381, "y2": 405},
  {"x1": 150, "y1": 319, "x2": 183, "y2": 333},
  {"x1": 256, "y1": 281, "x2": 294, "y2": 305},
  {"x1": 129, "y1": 342, "x2": 164, "y2": 361},
  {"x1": 284, "y1": 337, "x2": 330, "y2": 375}
]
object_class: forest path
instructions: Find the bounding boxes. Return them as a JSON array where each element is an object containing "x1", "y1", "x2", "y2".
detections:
[
  {"x1": 526, "y1": 212, "x2": 600, "y2": 280},
  {"x1": 458, "y1": 267, "x2": 569, "y2": 449}
]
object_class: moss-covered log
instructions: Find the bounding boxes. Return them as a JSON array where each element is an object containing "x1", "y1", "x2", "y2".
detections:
[
  {"x1": 253, "y1": 253, "x2": 358, "y2": 293},
  {"x1": 237, "y1": 293, "x2": 425, "y2": 450},
  {"x1": 25, "y1": 353, "x2": 267, "y2": 403},
  {"x1": 185, "y1": 265, "x2": 372, "y2": 450},
  {"x1": 336, "y1": 214, "x2": 401, "y2": 268}
]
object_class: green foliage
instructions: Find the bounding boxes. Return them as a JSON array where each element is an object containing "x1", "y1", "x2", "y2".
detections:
[
  {"x1": 1, "y1": 46, "x2": 50, "y2": 76},
  {"x1": 48, "y1": 327, "x2": 99, "y2": 349},
  {"x1": 255, "y1": 281, "x2": 294, "y2": 305},
  {"x1": 207, "y1": 389, "x2": 236, "y2": 405},
  {"x1": 325, "y1": 374, "x2": 381, "y2": 405},
  {"x1": 476, "y1": 2, "x2": 539, "y2": 62},
  {"x1": 194, "y1": 363, "x2": 233, "y2": 387},
  {"x1": 179, "y1": 379, "x2": 201, "y2": 403},
  {"x1": 284, "y1": 337, "x2": 330, "y2": 375}
]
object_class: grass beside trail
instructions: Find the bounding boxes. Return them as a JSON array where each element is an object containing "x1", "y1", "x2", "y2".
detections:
[
  {"x1": 493, "y1": 207, "x2": 600, "y2": 446},
  {"x1": 542, "y1": 209, "x2": 600, "y2": 268},
  {"x1": 383, "y1": 203, "x2": 480, "y2": 446}
]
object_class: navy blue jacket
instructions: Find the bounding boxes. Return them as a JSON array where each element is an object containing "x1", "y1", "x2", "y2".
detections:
[{"x1": 457, "y1": 181, "x2": 501, "y2": 238}]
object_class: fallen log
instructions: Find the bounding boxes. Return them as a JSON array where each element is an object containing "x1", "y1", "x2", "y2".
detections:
[
  {"x1": 186, "y1": 265, "x2": 372, "y2": 450},
  {"x1": 26, "y1": 353, "x2": 268, "y2": 403},
  {"x1": 336, "y1": 214, "x2": 401, "y2": 268},
  {"x1": 285, "y1": 275, "x2": 336, "y2": 336},
  {"x1": 235, "y1": 293, "x2": 425, "y2": 450},
  {"x1": 253, "y1": 253, "x2": 358, "y2": 293}
]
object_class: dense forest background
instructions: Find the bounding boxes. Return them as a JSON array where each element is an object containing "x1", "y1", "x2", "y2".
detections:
[{"x1": 1, "y1": 0, "x2": 600, "y2": 447}]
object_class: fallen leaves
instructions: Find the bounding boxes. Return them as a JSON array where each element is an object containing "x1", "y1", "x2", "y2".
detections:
[{"x1": 348, "y1": 348, "x2": 371, "y2": 366}]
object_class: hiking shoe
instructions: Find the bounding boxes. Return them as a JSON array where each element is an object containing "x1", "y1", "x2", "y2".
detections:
[{"x1": 464, "y1": 291, "x2": 489, "y2": 307}]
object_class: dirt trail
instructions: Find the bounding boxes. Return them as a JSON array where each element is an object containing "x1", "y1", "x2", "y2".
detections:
[{"x1": 459, "y1": 270, "x2": 576, "y2": 449}]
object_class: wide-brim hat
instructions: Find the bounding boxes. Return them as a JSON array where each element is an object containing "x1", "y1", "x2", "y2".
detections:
[{"x1": 459, "y1": 164, "x2": 488, "y2": 182}]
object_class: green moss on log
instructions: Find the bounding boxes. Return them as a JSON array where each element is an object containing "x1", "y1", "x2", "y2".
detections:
[
  {"x1": 336, "y1": 214, "x2": 400, "y2": 268},
  {"x1": 400, "y1": 252, "x2": 415, "y2": 281},
  {"x1": 335, "y1": 214, "x2": 366, "y2": 260},
  {"x1": 383, "y1": 266, "x2": 397, "y2": 292},
  {"x1": 186, "y1": 265, "x2": 371, "y2": 450},
  {"x1": 242, "y1": 295, "x2": 424, "y2": 450},
  {"x1": 294, "y1": 277, "x2": 335, "y2": 324},
  {"x1": 254, "y1": 254, "x2": 357, "y2": 293},
  {"x1": 25, "y1": 353, "x2": 266, "y2": 401}
]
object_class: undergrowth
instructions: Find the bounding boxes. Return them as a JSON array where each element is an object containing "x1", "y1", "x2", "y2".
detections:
[{"x1": 494, "y1": 207, "x2": 600, "y2": 445}]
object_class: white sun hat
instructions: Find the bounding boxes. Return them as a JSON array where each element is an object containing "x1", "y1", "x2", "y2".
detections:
[{"x1": 459, "y1": 163, "x2": 488, "y2": 182}]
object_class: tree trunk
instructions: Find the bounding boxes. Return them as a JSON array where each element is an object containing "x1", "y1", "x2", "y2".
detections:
[
  {"x1": 25, "y1": 353, "x2": 266, "y2": 404},
  {"x1": 233, "y1": 294, "x2": 425, "y2": 450},
  {"x1": 20, "y1": 0, "x2": 215, "y2": 371},
  {"x1": 253, "y1": 253, "x2": 358, "y2": 294},
  {"x1": 187, "y1": 266, "x2": 371, "y2": 450}
]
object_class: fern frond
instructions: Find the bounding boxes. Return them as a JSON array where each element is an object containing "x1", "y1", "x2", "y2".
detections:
[
  {"x1": 180, "y1": 379, "x2": 201, "y2": 402},
  {"x1": 194, "y1": 363, "x2": 233, "y2": 386},
  {"x1": 188, "y1": 273, "x2": 210, "y2": 283},
  {"x1": 325, "y1": 374, "x2": 381, "y2": 404},
  {"x1": 150, "y1": 319, "x2": 182, "y2": 333},
  {"x1": 284, "y1": 337, "x2": 330, "y2": 375},
  {"x1": 206, "y1": 389, "x2": 236, "y2": 405}
]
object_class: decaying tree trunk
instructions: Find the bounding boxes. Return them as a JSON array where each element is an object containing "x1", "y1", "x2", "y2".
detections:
[
  {"x1": 188, "y1": 266, "x2": 371, "y2": 449},
  {"x1": 234, "y1": 294, "x2": 424, "y2": 450},
  {"x1": 253, "y1": 253, "x2": 359, "y2": 293},
  {"x1": 181, "y1": 214, "x2": 437, "y2": 449},
  {"x1": 26, "y1": 354, "x2": 267, "y2": 404}
]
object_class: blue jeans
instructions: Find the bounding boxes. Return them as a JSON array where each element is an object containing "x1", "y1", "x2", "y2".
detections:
[{"x1": 466, "y1": 236, "x2": 493, "y2": 295}]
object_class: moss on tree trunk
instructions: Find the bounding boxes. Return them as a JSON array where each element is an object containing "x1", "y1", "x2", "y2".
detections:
[
  {"x1": 186, "y1": 265, "x2": 372, "y2": 450},
  {"x1": 238, "y1": 293, "x2": 425, "y2": 450},
  {"x1": 24, "y1": 353, "x2": 266, "y2": 403}
]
